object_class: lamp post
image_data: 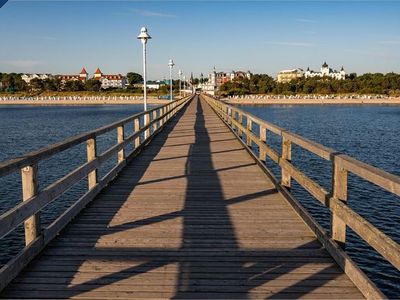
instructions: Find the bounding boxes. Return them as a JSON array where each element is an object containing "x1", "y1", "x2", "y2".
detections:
[
  {"x1": 183, "y1": 75, "x2": 186, "y2": 93},
  {"x1": 137, "y1": 27, "x2": 151, "y2": 138},
  {"x1": 168, "y1": 59, "x2": 175, "y2": 101},
  {"x1": 178, "y1": 70, "x2": 183, "y2": 98}
]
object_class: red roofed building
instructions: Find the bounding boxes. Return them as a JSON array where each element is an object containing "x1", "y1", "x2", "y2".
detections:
[
  {"x1": 92, "y1": 68, "x2": 126, "y2": 89},
  {"x1": 58, "y1": 67, "x2": 88, "y2": 84},
  {"x1": 79, "y1": 68, "x2": 88, "y2": 81},
  {"x1": 93, "y1": 68, "x2": 102, "y2": 80}
]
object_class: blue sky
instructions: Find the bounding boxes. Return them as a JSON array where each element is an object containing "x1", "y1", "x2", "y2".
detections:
[{"x1": 0, "y1": 0, "x2": 400, "y2": 80}]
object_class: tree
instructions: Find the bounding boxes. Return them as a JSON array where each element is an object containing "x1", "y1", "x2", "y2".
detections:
[
  {"x1": 42, "y1": 78, "x2": 57, "y2": 91},
  {"x1": 64, "y1": 80, "x2": 84, "y2": 91},
  {"x1": 127, "y1": 72, "x2": 143, "y2": 85},
  {"x1": 29, "y1": 78, "x2": 44, "y2": 91},
  {"x1": 85, "y1": 79, "x2": 102, "y2": 91}
]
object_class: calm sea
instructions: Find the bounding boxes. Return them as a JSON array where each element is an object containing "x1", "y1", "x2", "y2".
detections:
[{"x1": 0, "y1": 103, "x2": 399, "y2": 297}]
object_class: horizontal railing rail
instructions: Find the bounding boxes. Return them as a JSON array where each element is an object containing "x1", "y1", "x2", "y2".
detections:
[
  {"x1": 204, "y1": 94, "x2": 400, "y2": 281},
  {"x1": 0, "y1": 94, "x2": 194, "y2": 291}
]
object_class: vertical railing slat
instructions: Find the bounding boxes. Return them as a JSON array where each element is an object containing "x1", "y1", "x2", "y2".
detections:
[
  {"x1": 86, "y1": 138, "x2": 98, "y2": 190},
  {"x1": 117, "y1": 125, "x2": 125, "y2": 163},
  {"x1": 331, "y1": 157, "x2": 348, "y2": 248},
  {"x1": 246, "y1": 118, "x2": 253, "y2": 147},
  {"x1": 259, "y1": 126, "x2": 267, "y2": 162},
  {"x1": 281, "y1": 134, "x2": 292, "y2": 188},
  {"x1": 134, "y1": 118, "x2": 140, "y2": 149},
  {"x1": 21, "y1": 164, "x2": 40, "y2": 245}
]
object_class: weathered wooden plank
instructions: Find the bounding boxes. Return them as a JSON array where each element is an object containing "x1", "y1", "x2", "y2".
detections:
[{"x1": 21, "y1": 164, "x2": 40, "y2": 245}]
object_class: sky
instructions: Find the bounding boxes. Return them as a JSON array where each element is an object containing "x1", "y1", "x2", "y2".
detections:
[{"x1": 0, "y1": 0, "x2": 400, "y2": 80}]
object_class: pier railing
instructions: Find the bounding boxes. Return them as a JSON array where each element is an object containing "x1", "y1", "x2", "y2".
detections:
[
  {"x1": 0, "y1": 94, "x2": 193, "y2": 290},
  {"x1": 204, "y1": 94, "x2": 399, "y2": 296}
]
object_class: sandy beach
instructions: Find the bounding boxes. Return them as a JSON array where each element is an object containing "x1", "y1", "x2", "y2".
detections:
[{"x1": 224, "y1": 97, "x2": 400, "y2": 105}]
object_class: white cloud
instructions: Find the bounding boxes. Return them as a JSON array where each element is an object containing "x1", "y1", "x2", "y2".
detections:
[
  {"x1": 131, "y1": 9, "x2": 176, "y2": 18},
  {"x1": 265, "y1": 41, "x2": 315, "y2": 47},
  {"x1": 2, "y1": 60, "x2": 41, "y2": 68}
]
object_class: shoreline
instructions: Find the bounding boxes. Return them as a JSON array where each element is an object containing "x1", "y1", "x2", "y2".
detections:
[
  {"x1": 0, "y1": 99, "x2": 171, "y2": 106},
  {"x1": 224, "y1": 97, "x2": 400, "y2": 105}
]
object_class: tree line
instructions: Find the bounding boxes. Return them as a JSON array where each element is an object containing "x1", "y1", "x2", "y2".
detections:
[
  {"x1": 0, "y1": 72, "x2": 145, "y2": 93},
  {"x1": 219, "y1": 73, "x2": 400, "y2": 96}
]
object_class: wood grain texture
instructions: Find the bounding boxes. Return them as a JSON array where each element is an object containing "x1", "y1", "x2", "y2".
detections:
[{"x1": 0, "y1": 96, "x2": 366, "y2": 299}]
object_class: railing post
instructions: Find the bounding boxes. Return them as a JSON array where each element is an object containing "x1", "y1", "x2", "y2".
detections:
[
  {"x1": 86, "y1": 138, "x2": 98, "y2": 190},
  {"x1": 21, "y1": 164, "x2": 40, "y2": 245},
  {"x1": 152, "y1": 110, "x2": 157, "y2": 133},
  {"x1": 238, "y1": 113, "x2": 243, "y2": 137},
  {"x1": 331, "y1": 157, "x2": 348, "y2": 248},
  {"x1": 145, "y1": 113, "x2": 150, "y2": 140},
  {"x1": 134, "y1": 118, "x2": 140, "y2": 149},
  {"x1": 159, "y1": 108, "x2": 163, "y2": 128},
  {"x1": 259, "y1": 126, "x2": 267, "y2": 162},
  {"x1": 281, "y1": 134, "x2": 292, "y2": 188},
  {"x1": 117, "y1": 125, "x2": 125, "y2": 163},
  {"x1": 246, "y1": 117, "x2": 252, "y2": 147}
]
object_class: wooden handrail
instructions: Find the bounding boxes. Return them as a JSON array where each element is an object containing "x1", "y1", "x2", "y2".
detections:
[
  {"x1": 0, "y1": 94, "x2": 193, "y2": 291},
  {"x1": 203, "y1": 94, "x2": 400, "y2": 273}
]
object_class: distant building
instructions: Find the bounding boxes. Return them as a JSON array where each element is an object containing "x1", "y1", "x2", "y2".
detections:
[
  {"x1": 207, "y1": 69, "x2": 252, "y2": 92},
  {"x1": 21, "y1": 73, "x2": 53, "y2": 83},
  {"x1": 93, "y1": 68, "x2": 127, "y2": 89},
  {"x1": 277, "y1": 69, "x2": 304, "y2": 83},
  {"x1": 147, "y1": 80, "x2": 167, "y2": 89},
  {"x1": 305, "y1": 62, "x2": 346, "y2": 80},
  {"x1": 58, "y1": 67, "x2": 88, "y2": 84}
]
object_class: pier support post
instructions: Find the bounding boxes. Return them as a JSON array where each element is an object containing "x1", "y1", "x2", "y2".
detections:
[
  {"x1": 21, "y1": 164, "x2": 40, "y2": 245},
  {"x1": 117, "y1": 126, "x2": 125, "y2": 163},
  {"x1": 238, "y1": 113, "x2": 243, "y2": 137},
  {"x1": 246, "y1": 118, "x2": 253, "y2": 147},
  {"x1": 153, "y1": 110, "x2": 158, "y2": 133},
  {"x1": 145, "y1": 113, "x2": 150, "y2": 140},
  {"x1": 331, "y1": 158, "x2": 348, "y2": 248},
  {"x1": 86, "y1": 138, "x2": 98, "y2": 190},
  {"x1": 259, "y1": 126, "x2": 267, "y2": 162},
  {"x1": 281, "y1": 135, "x2": 292, "y2": 188},
  {"x1": 134, "y1": 118, "x2": 140, "y2": 148}
]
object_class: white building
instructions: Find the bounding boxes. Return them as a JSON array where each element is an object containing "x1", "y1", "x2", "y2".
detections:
[
  {"x1": 147, "y1": 80, "x2": 167, "y2": 90},
  {"x1": 93, "y1": 68, "x2": 126, "y2": 89},
  {"x1": 305, "y1": 62, "x2": 346, "y2": 80},
  {"x1": 277, "y1": 68, "x2": 304, "y2": 83},
  {"x1": 206, "y1": 69, "x2": 252, "y2": 92},
  {"x1": 21, "y1": 73, "x2": 52, "y2": 83}
]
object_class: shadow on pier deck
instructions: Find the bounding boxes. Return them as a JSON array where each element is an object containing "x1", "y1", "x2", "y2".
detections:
[{"x1": 0, "y1": 96, "x2": 366, "y2": 299}]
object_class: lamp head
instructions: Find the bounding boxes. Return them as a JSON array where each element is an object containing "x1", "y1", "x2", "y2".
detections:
[
  {"x1": 137, "y1": 27, "x2": 151, "y2": 44},
  {"x1": 168, "y1": 59, "x2": 175, "y2": 68}
]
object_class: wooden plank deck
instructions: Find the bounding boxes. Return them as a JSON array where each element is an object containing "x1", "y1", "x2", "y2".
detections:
[{"x1": 1, "y1": 96, "x2": 364, "y2": 299}]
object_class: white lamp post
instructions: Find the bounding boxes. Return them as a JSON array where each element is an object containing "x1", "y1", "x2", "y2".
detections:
[
  {"x1": 168, "y1": 59, "x2": 175, "y2": 101},
  {"x1": 137, "y1": 27, "x2": 151, "y2": 137},
  {"x1": 178, "y1": 69, "x2": 183, "y2": 98},
  {"x1": 183, "y1": 75, "x2": 186, "y2": 92}
]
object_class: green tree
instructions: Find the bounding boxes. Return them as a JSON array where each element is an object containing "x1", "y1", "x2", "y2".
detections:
[
  {"x1": 85, "y1": 79, "x2": 102, "y2": 91},
  {"x1": 64, "y1": 80, "x2": 84, "y2": 91},
  {"x1": 29, "y1": 78, "x2": 44, "y2": 92},
  {"x1": 127, "y1": 72, "x2": 143, "y2": 85}
]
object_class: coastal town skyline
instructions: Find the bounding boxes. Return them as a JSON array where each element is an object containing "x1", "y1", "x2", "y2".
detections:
[{"x1": 1, "y1": 1, "x2": 400, "y2": 78}]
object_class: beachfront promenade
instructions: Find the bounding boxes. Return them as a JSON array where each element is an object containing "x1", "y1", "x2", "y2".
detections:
[{"x1": 0, "y1": 94, "x2": 399, "y2": 299}]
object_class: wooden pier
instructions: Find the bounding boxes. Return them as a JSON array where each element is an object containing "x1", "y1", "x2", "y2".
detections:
[{"x1": 0, "y1": 94, "x2": 399, "y2": 299}]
